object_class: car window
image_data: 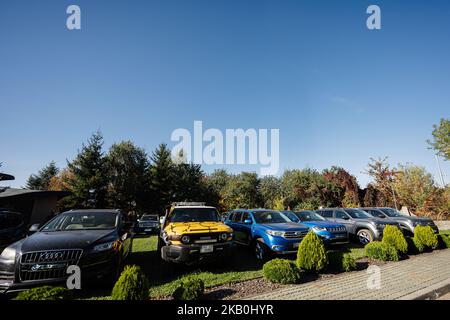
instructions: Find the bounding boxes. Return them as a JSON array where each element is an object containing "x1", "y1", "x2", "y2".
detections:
[
  {"x1": 319, "y1": 210, "x2": 333, "y2": 218},
  {"x1": 284, "y1": 211, "x2": 299, "y2": 222},
  {"x1": 367, "y1": 209, "x2": 385, "y2": 218},
  {"x1": 242, "y1": 212, "x2": 252, "y2": 223},
  {"x1": 335, "y1": 210, "x2": 349, "y2": 219},
  {"x1": 344, "y1": 208, "x2": 371, "y2": 219},
  {"x1": 252, "y1": 211, "x2": 290, "y2": 224},
  {"x1": 169, "y1": 208, "x2": 220, "y2": 222},
  {"x1": 0, "y1": 213, "x2": 23, "y2": 230},
  {"x1": 233, "y1": 212, "x2": 243, "y2": 223}
]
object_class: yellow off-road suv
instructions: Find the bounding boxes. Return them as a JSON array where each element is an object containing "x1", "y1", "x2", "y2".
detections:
[{"x1": 158, "y1": 202, "x2": 233, "y2": 264}]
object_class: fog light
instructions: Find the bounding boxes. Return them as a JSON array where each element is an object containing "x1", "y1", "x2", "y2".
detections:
[{"x1": 271, "y1": 245, "x2": 283, "y2": 250}]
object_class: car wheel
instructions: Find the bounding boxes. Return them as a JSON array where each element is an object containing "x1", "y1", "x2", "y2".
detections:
[
  {"x1": 157, "y1": 237, "x2": 165, "y2": 259},
  {"x1": 254, "y1": 239, "x2": 269, "y2": 261},
  {"x1": 357, "y1": 229, "x2": 373, "y2": 245}
]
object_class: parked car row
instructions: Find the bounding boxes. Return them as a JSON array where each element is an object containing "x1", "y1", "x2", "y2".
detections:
[{"x1": 0, "y1": 203, "x2": 439, "y2": 294}]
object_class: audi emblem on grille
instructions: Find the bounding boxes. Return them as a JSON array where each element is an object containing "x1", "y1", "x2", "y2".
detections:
[{"x1": 39, "y1": 251, "x2": 64, "y2": 261}]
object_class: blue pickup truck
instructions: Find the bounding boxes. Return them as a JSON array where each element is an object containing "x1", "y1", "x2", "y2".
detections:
[
  {"x1": 283, "y1": 210, "x2": 349, "y2": 245},
  {"x1": 224, "y1": 209, "x2": 310, "y2": 260}
]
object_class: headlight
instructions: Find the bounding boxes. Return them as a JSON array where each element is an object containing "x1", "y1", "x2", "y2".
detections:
[
  {"x1": 93, "y1": 241, "x2": 116, "y2": 252},
  {"x1": 220, "y1": 233, "x2": 228, "y2": 240},
  {"x1": 0, "y1": 247, "x2": 17, "y2": 261},
  {"x1": 312, "y1": 226, "x2": 327, "y2": 232},
  {"x1": 266, "y1": 230, "x2": 284, "y2": 237},
  {"x1": 181, "y1": 235, "x2": 190, "y2": 243}
]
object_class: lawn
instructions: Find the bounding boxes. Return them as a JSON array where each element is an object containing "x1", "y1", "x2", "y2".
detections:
[
  {"x1": 440, "y1": 229, "x2": 450, "y2": 236},
  {"x1": 82, "y1": 235, "x2": 368, "y2": 299}
]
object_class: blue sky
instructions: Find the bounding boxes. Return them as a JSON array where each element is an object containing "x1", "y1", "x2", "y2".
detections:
[{"x1": 1, "y1": 0, "x2": 449, "y2": 188}]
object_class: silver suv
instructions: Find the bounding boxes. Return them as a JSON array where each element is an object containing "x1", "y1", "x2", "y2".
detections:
[
  {"x1": 361, "y1": 207, "x2": 439, "y2": 235},
  {"x1": 316, "y1": 208, "x2": 399, "y2": 244}
]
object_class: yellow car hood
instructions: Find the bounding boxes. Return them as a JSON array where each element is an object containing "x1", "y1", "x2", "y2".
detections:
[{"x1": 165, "y1": 221, "x2": 232, "y2": 235}]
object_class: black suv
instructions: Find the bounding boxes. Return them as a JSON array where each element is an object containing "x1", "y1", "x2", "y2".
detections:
[
  {"x1": 0, "y1": 209, "x2": 26, "y2": 251},
  {"x1": 0, "y1": 209, "x2": 134, "y2": 294}
]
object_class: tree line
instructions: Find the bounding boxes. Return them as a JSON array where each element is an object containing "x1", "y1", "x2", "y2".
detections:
[{"x1": 25, "y1": 119, "x2": 450, "y2": 219}]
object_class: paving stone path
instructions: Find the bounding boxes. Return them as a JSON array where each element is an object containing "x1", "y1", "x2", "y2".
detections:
[{"x1": 246, "y1": 249, "x2": 450, "y2": 300}]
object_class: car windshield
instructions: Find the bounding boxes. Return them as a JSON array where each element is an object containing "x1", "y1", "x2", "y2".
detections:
[
  {"x1": 141, "y1": 215, "x2": 157, "y2": 221},
  {"x1": 295, "y1": 211, "x2": 326, "y2": 221},
  {"x1": 169, "y1": 208, "x2": 219, "y2": 223},
  {"x1": 344, "y1": 209, "x2": 371, "y2": 219},
  {"x1": 379, "y1": 208, "x2": 402, "y2": 217},
  {"x1": 42, "y1": 212, "x2": 118, "y2": 231},
  {"x1": 253, "y1": 211, "x2": 290, "y2": 224},
  {"x1": 367, "y1": 209, "x2": 386, "y2": 218}
]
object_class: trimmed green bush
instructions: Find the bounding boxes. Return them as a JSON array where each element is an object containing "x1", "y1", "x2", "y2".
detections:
[
  {"x1": 14, "y1": 286, "x2": 72, "y2": 300},
  {"x1": 327, "y1": 251, "x2": 357, "y2": 272},
  {"x1": 296, "y1": 231, "x2": 328, "y2": 272},
  {"x1": 111, "y1": 265, "x2": 149, "y2": 300},
  {"x1": 365, "y1": 241, "x2": 399, "y2": 261},
  {"x1": 172, "y1": 275, "x2": 204, "y2": 300},
  {"x1": 263, "y1": 258, "x2": 302, "y2": 284},
  {"x1": 382, "y1": 225, "x2": 408, "y2": 254},
  {"x1": 438, "y1": 234, "x2": 450, "y2": 249},
  {"x1": 413, "y1": 225, "x2": 439, "y2": 250},
  {"x1": 406, "y1": 236, "x2": 423, "y2": 254}
]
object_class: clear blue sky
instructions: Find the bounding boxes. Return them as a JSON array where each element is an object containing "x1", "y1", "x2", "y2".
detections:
[{"x1": 1, "y1": 0, "x2": 449, "y2": 188}]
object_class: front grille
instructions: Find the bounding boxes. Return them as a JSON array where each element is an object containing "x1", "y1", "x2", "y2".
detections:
[
  {"x1": 326, "y1": 226, "x2": 346, "y2": 232},
  {"x1": 284, "y1": 230, "x2": 308, "y2": 239},
  {"x1": 189, "y1": 233, "x2": 220, "y2": 244},
  {"x1": 19, "y1": 249, "x2": 83, "y2": 282}
]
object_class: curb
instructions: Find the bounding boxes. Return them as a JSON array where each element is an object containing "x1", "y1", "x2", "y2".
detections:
[{"x1": 396, "y1": 278, "x2": 450, "y2": 300}]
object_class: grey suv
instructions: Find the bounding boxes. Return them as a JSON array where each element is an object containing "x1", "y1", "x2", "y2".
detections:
[
  {"x1": 316, "y1": 208, "x2": 399, "y2": 244},
  {"x1": 361, "y1": 207, "x2": 439, "y2": 235}
]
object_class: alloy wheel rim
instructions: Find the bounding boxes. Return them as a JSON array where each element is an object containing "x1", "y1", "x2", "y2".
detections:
[{"x1": 358, "y1": 231, "x2": 370, "y2": 244}]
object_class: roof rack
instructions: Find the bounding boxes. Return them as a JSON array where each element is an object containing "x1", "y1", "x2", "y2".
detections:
[{"x1": 172, "y1": 202, "x2": 206, "y2": 207}]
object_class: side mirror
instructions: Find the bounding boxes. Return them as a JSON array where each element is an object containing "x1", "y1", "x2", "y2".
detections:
[
  {"x1": 244, "y1": 219, "x2": 252, "y2": 224},
  {"x1": 28, "y1": 224, "x2": 40, "y2": 235},
  {"x1": 342, "y1": 216, "x2": 350, "y2": 220}
]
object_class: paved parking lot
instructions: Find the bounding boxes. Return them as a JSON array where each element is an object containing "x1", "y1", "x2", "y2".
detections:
[{"x1": 247, "y1": 249, "x2": 450, "y2": 300}]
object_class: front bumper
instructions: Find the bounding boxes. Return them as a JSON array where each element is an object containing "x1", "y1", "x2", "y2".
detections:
[
  {"x1": 161, "y1": 242, "x2": 232, "y2": 264},
  {"x1": 317, "y1": 231, "x2": 349, "y2": 245},
  {"x1": 0, "y1": 251, "x2": 119, "y2": 295},
  {"x1": 266, "y1": 236, "x2": 304, "y2": 254}
]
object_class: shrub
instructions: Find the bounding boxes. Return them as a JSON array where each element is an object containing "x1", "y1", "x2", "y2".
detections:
[
  {"x1": 14, "y1": 286, "x2": 72, "y2": 300},
  {"x1": 365, "y1": 241, "x2": 399, "y2": 261},
  {"x1": 296, "y1": 231, "x2": 328, "y2": 272},
  {"x1": 382, "y1": 225, "x2": 408, "y2": 254},
  {"x1": 111, "y1": 265, "x2": 149, "y2": 300},
  {"x1": 413, "y1": 225, "x2": 439, "y2": 250},
  {"x1": 172, "y1": 275, "x2": 204, "y2": 300},
  {"x1": 438, "y1": 234, "x2": 450, "y2": 249},
  {"x1": 406, "y1": 236, "x2": 423, "y2": 254},
  {"x1": 263, "y1": 259, "x2": 302, "y2": 284},
  {"x1": 327, "y1": 251, "x2": 357, "y2": 272}
]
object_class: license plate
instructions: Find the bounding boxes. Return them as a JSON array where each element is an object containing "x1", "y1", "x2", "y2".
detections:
[
  {"x1": 200, "y1": 245, "x2": 214, "y2": 253},
  {"x1": 293, "y1": 242, "x2": 300, "y2": 248},
  {"x1": 335, "y1": 234, "x2": 346, "y2": 238},
  {"x1": 144, "y1": 228, "x2": 152, "y2": 231}
]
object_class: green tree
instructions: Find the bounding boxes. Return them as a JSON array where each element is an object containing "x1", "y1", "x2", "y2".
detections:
[
  {"x1": 66, "y1": 132, "x2": 109, "y2": 208},
  {"x1": 221, "y1": 172, "x2": 261, "y2": 210},
  {"x1": 106, "y1": 141, "x2": 149, "y2": 214},
  {"x1": 173, "y1": 162, "x2": 206, "y2": 202},
  {"x1": 26, "y1": 161, "x2": 59, "y2": 190},
  {"x1": 259, "y1": 176, "x2": 282, "y2": 209},
  {"x1": 203, "y1": 169, "x2": 231, "y2": 211},
  {"x1": 427, "y1": 118, "x2": 450, "y2": 160},
  {"x1": 148, "y1": 144, "x2": 176, "y2": 214}
]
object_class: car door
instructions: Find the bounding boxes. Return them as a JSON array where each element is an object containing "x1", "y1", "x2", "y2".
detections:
[
  {"x1": 239, "y1": 212, "x2": 254, "y2": 245},
  {"x1": 334, "y1": 210, "x2": 353, "y2": 233},
  {"x1": 231, "y1": 211, "x2": 246, "y2": 244}
]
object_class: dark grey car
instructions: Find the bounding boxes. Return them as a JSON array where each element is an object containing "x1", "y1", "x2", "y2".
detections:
[
  {"x1": 316, "y1": 208, "x2": 399, "y2": 245},
  {"x1": 361, "y1": 207, "x2": 439, "y2": 235}
]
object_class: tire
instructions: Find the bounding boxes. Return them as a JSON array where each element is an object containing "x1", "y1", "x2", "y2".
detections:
[
  {"x1": 356, "y1": 229, "x2": 374, "y2": 245},
  {"x1": 254, "y1": 239, "x2": 270, "y2": 261},
  {"x1": 157, "y1": 237, "x2": 165, "y2": 260}
]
